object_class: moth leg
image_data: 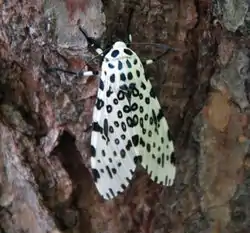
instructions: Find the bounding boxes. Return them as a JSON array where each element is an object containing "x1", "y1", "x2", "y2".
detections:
[
  {"x1": 142, "y1": 46, "x2": 175, "y2": 66},
  {"x1": 79, "y1": 26, "x2": 103, "y2": 55},
  {"x1": 46, "y1": 67, "x2": 99, "y2": 78},
  {"x1": 83, "y1": 123, "x2": 92, "y2": 132},
  {"x1": 47, "y1": 27, "x2": 103, "y2": 77}
]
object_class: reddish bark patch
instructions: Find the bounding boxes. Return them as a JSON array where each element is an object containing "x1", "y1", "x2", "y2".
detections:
[{"x1": 65, "y1": 0, "x2": 89, "y2": 20}]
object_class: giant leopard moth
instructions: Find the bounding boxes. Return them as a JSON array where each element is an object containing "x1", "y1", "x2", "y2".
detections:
[{"x1": 48, "y1": 23, "x2": 176, "y2": 200}]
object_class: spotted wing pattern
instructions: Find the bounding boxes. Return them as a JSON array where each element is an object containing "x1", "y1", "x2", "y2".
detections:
[{"x1": 90, "y1": 41, "x2": 176, "y2": 199}]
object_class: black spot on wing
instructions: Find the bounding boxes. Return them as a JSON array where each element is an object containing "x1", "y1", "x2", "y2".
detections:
[
  {"x1": 133, "y1": 115, "x2": 139, "y2": 126},
  {"x1": 115, "y1": 138, "x2": 120, "y2": 145},
  {"x1": 106, "y1": 105, "x2": 113, "y2": 113},
  {"x1": 140, "y1": 137, "x2": 145, "y2": 147},
  {"x1": 161, "y1": 153, "x2": 165, "y2": 168},
  {"x1": 127, "y1": 72, "x2": 133, "y2": 80},
  {"x1": 126, "y1": 139, "x2": 133, "y2": 150},
  {"x1": 124, "y1": 48, "x2": 133, "y2": 55},
  {"x1": 141, "y1": 82, "x2": 146, "y2": 90},
  {"x1": 152, "y1": 110, "x2": 158, "y2": 126},
  {"x1": 106, "y1": 87, "x2": 113, "y2": 97},
  {"x1": 123, "y1": 105, "x2": 130, "y2": 113},
  {"x1": 136, "y1": 70, "x2": 140, "y2": 77},
  {"x1": 108, "y1": 63, "x2": 115, "y2": 68},
  {"x1": 131, "y1": 103, "x2": 138, "y2": 111},
  {"x1": 170, "y1": 151, "x2": 176, "y2": 165},
  {"x1": 92, "y1": 168, "x2": 100, "y2": 182},
  {"x1": 157, "y1": 157, "x2": 161, "y2": 165},
  {"x1": 109, "y1": 126, "x2": 114, "y2": 133},
  {"x1": 120, "y1": 149, "x2": 126, "y2": 158},
  {"x1": 114, "y1": 121, "x2": 119, "y2": 127},
  {"x1": 120, "y1": 73, "x2": 126, "y2": 81},
  {"x1": 132, "y1": 134, "x2": 139, "y2": 146},
  {"x1": 103, "y1": 119, "x2": 109, "y2": 138},
  {"x1": 126, "y1": 59, "x2": 132, "y2": 68},
  {"x1": 145, "y1": 97, "x2": 150, "y2": 104},
  {"x1": 132, "y1": 87, "x2": 139, "y2": 97},
  {"x1": 93, "y1": 122, "x2": 103, "y2": 133},
  {"x1": 90, "y1": 145, "x2": 96, "y2": 157},
  {"x1": 96, "y1": 98, "x2": 104, "y2": 110},
  {"x1": 118, "y1": 61, "x2": 123, "y2": 70},
  {"x1": 139, "y1": 106, "x2": 144, "y2": 113},
  {"x1": 139, "y1": 117, "x2": 144, "y2": 128},
  {"x1": 111, "y1": 50, "x2": 119, "y2": 57},
  {"x1": 157, "y1": 109, "x2": 164, "y2": 121},
  {"x1": 121, "y1": 122, "x2": 127, "y2": 131},
  {"x1": 109, "y1": 188, "x2": 115, "y2": 198},
  {"x1": 146, "y1": 143, "x2": 151, "y2": 153},
  {"x1": 110, "y1": 74, "x2": 115, "y2": 83},
  {"x1": 117, "y1": 91, "x2": 125, "y2": 100},
  {"x1": 117, "y1": 110, "x2": 123, "y2": 118},
  {"x1": 106, "y1": 166, "x2": 113, "y2": 178},
  {"x1": 149, "y1": 117, "x2": 153, "y2": 125},
  {"x1": 126, "y1": 116, "x2": 133, "y2": 127},
  {"x1": 99, "y1": 79, "x2": 104, "y2": 90},
  {"x1": 150, "y1": 87, "x2": 156, "y2": 98}
]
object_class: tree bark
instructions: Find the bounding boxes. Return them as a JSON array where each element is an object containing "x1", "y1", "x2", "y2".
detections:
[{"x1": 1, "y1": 0, "x2": 250, "y2": 233}]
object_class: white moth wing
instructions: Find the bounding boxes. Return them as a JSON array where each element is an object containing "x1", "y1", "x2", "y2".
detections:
[
  {"x1": 90, "y1": 88, "x2": 137, "y2": 199},
  {"x1": 90, "y1": 48, "x2": 141, "y2": 199},
  {"x1": 126, "y1": 59, "x2": 176, "y2": 186},
  {"x1": 135, "y1": 79, "x2": 176, "y2": 185}
]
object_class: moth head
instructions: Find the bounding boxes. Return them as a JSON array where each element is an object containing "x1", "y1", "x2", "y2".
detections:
[{"x1": 105, "y1": 41, "x2": 134, "y2": 61}]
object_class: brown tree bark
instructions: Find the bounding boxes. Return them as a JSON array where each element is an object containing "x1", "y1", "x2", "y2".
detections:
[{"x1": 1, "y1": 0, "x2": 250, "y2": 233}]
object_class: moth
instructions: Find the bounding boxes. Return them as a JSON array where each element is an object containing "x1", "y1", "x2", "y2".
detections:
[{"x1": 48, "y1": 24, "x2": 176, "y2": 200}]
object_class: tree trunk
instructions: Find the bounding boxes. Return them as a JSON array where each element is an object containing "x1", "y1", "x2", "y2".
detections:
[{"x1": 1, "y1": 0, "x2": 250, "y2": 232}]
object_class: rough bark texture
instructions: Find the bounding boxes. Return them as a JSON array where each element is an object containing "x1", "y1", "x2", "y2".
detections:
[{"x1": 1, "y1": 0, "x2": 250, "y2": 233}]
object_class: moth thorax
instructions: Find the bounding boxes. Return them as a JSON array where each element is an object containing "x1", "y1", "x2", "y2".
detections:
[{"x1": 112, "y1": 41, "x2": 127, "y2": 49}]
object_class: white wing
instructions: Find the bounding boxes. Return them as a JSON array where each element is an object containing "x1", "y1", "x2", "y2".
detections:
[
  {"x1": 90, "y1": 43, "x2": 176, "y2": 199},
  {"x1": 122, "y1": 61, "x2": 176, "y2": 186},
  {"x1": 134, "y1": 80, "x2": 176, "y2": 185},
  {"x1": 90, "y1": 66, "x2": 139, "y2": 199}
]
